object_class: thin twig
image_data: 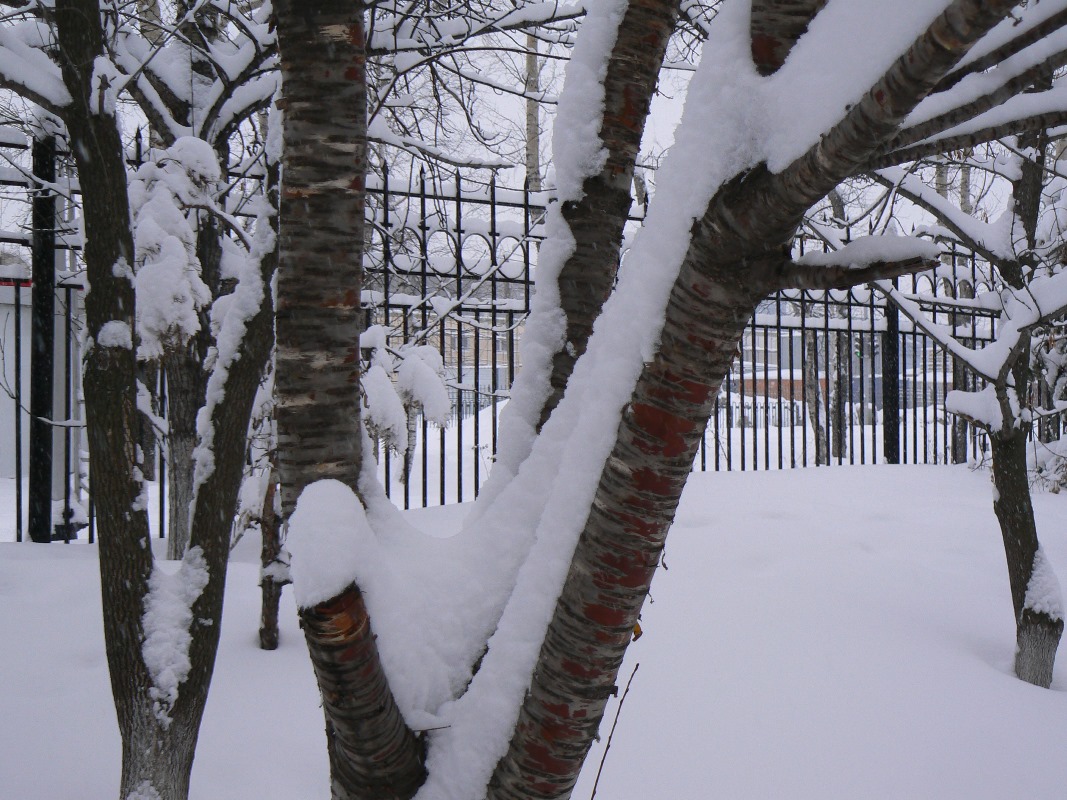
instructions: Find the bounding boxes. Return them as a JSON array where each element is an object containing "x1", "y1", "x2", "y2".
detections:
[{"x1": 590, "y1": 662, "x2": 639, "y2": 800}]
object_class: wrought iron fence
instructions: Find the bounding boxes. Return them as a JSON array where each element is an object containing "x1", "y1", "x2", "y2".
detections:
[
  {"x1": 0, "y1": 152, "x2": 1011, "y2": 542},
  {"x1": 362, "y1": 173, "x2": 1001, "y2": 509}
]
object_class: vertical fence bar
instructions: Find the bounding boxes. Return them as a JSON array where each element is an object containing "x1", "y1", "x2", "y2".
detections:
[
  {"x1": 158, "y1": 368, "x2": 166, "y2": 538},
  {"x1": 454, "y1": 174, "x2": 464, "y2": 503},
  {"x1": 14, "y1": 279, "x2": 23, "y2": 541},
  {"x1": 882, "y1": 278, "x2": 900, "y2": 464},
  {"x1": 29, "y1": 134, "x2": 56, "y2": 543},
  {"x1": 800, "y1": 294, "x2": 808, "y2": 467},
  {"x1": 61, "y1": 284, "x2": 72, "y2": 540},
  {"x1": 776, "y1": 296, "x2": 783, "y2": 470}
]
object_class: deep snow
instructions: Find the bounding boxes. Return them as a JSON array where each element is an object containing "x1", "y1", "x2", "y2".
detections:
[{"x1": 2, "y1": 463, "x2": 1066, "y2": 799}]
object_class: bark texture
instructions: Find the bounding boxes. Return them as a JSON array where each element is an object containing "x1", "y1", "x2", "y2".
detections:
[
  {"x1": 302, "y1": 586, "x2": 427, "y2": 800},
  {"x1": 490, "y1": 2, "x2": 1019, "y2": 795},
  {"x1": 275, "y1": 0, "x2": 368, "y2": 517},
  {"x1": 537, "y1": 0, "x2": 680, "y2": 430},
  {"x1": 54, "y1": 3, "x2": 159, "y2": 796},
  {"x1": 164, "y1": 346, "x2": 203, "y2": 560},
  {"x1": 274, "y1": 2, "x2": 426, "y2": 796},
  {"x1": 259, "y1": 472, "x2": 284, "y2": 651},
  {"x1": 989, "y1": 429, "x2": 1063, "y2": 688},
  {"x1": 749, "y1": 0, "x2": 827, "y2": 75}
]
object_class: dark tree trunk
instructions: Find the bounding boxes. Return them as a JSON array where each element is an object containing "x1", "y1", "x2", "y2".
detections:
[
  {"x1": 164, "y1": 346, "x2": 204, "y2": 560},
  {"x1": 55, "y1": 1, "x2": 161, "y2": 795},
  {"x1": 259, "y1": 471, "x2": 284, "y2": 651},
  {"x1": 982, "y1": 125, "x2": 1064, "y2": 688},
  {"x1": 138, "y1": 360, "x2": 158, "y2": 481},
  {"x1": 56, "y1": 5, "x2": 279, "y2": 796},
  {"x1": 274, "y1": 1, "x2": 426, "y2": 796},
  {"x1": 989, "y1": 428, "x2": 1063, "y2": 687}
]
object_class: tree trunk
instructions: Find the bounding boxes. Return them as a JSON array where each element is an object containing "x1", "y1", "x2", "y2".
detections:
[
  {"x1": 803, "y1": 330, "x2": 828, "y2": 465},
  {"x1": 138, "y1": 360, "x2": 158, "y2": 481},
  {"x1": 525, "y1": 33, "x2": 541, "y2": 193},
  {"x1": 55, "y1": 2, "x2": 162, "y2": 795},
  {"x1": 490, "y1": 233, "x2": 781, "y2": 800},
  {"x1": 164, "y1": 347, "x2": 203, "y2": 560},
  {"x1": 259, "y1": 471, "x2": 284, "y2": 651},
  {"x1": 989, "y1": 428, "x2": 1063, "y2": 687},
  {"x1": 829, "y1": 325, "x2": 846, "y2": 460},
  {"x1": 274, "y1": 1, "x2": 426, "y2": 796}
]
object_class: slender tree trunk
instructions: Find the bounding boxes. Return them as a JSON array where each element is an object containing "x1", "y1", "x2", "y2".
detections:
[
  {"x1": 274, "y1": 2, "x2": 426, "y2": 796},
  {"x1": 803, "y1": 331, "x2": 828, "y2": 464},
  {"x1": 525, "y1": 33, "x2": 541, "y2": 193},
  {"x1": 982, "y1": 125, "x2": 1064, "y2": 687},
  {"x1": 164, "y1": 347, "x2": 202, "y2": 559},
  {"x1": 259, "y1": 470, "x2": 284, "y2": 650},
  {"x1": 989, "y1": 428, "x2": 1063, "y2": 687},
  {"x1": 829, "y1": 325, "x2": 846, "y2": 460},
  {"x1": 55, "y1": 2, "x2": 162, "y2": 795}
]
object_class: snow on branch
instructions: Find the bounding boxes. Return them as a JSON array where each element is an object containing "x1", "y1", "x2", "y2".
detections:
[
  {"x1": 935, "y1": 0, "x2": 1067, "y2": 92},
  {"x1": 874, "y1": 167, "x2": 1009, "y2": 263},
  {"x1": 369, "y1": 0, "x2": 585, "y2": 56},
  {"x1": 141, "y1": 547, "x2": 210, "y2": 727},
  {"x1": 784, "y1": 235, "x2": 940, "y2": 291},
  {"x1": 0, "y1": 21, "x2": 70, "y2": 112},
  {"x1": 876, "y1": 270, "x2": 1067, "y2": 388},
  {"x1": 879, "y1": 84, "x2": 1067, "y2": 167},
  {"x1": 890, "y1": 31, "x2": 1067, "y2": 156}
]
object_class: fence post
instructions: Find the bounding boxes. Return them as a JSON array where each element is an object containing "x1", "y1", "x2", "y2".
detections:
[
  {"x1": 29, "y1": 135, "x2": 56, "y2": 542},
  {"x1": 881, "y1": 278, "x2": 900, "y2": 464}
]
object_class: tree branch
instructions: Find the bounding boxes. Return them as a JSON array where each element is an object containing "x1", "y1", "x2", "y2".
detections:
[{"x1": 779, "y1": 254, "x2": 938, "y2": 292}]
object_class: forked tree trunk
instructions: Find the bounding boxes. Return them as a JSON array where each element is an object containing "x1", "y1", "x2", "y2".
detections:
[
  {"x1": 989, "y1": 428, "x2": 1063, "y2": 687},
  {"x1": 57, "y1": 5, "x2": 278, "y2": 795},
  {"x1": 491, "y1": 2, "x2": 1018, "y2": 794},
  {"x1": 987, "y1": 127, "x2": 1064, "y2": 687},
  {"x1": 274, "y1": 1, "x2": 426, "y2": 796}
]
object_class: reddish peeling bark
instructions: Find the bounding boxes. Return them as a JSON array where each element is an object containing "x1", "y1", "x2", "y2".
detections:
[
  {"x1": 749, "y1": 0, "x2": 827, "y2": 76},
  {"x1": 537, "y1": 0, "x2": 681, "y2": 430},
  {"x1": 490, "y1": 2, "x2": 1020, "y2": 796},
  {"x1": 301, "y1": 586, "x2": 426, "y2": 799}
]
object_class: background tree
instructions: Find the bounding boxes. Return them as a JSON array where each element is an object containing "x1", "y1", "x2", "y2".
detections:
[{"x1": 0, "y1": 1, "x2": 278, "y2": 796}]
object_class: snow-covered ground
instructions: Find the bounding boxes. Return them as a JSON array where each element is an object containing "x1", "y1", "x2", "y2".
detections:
[{"x1": 2, "y1": 464, "x2": 1066, "y2": 799}]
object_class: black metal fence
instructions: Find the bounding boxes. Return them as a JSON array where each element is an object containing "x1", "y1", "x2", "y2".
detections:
[
  {"x1": 0, "y1": 132, "x2": 86, "y2": 543},
  {"x1": 362, "y1": 173, "x2": 1000, "y2": 509},
  {"x1": 0, "y1": 153, "x2": 1008, "y2": 542}
]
